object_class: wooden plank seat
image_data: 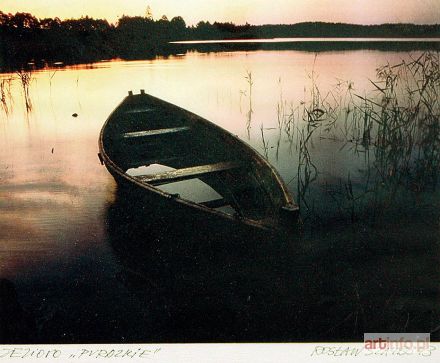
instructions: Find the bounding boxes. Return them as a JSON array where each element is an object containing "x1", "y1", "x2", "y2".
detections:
[
  {"x1": 199, "y1": 198, "x2": 230, "y2": 209},
  {"x1": 134, "y1": 161, "x2": 241, "y2": 185},
  {"x1": 126, "y1": 156, "x2": 183, "y2": 169},
  {"x1": 124, "y1": 107, "x2": 155, "y2": 114},
  {"x1": 122, "y1": 126, "x2": 190, "y2": 139}
]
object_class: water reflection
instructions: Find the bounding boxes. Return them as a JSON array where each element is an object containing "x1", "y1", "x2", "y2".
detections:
[
  {"x1": 0, "y1": 49, "x2": 439, "y2": 342},
  {"x1": 105, "y1": 185, "x2": 440, "y2": 341},
  {"x1": 106, "y1": 187, "x2": 308, "y2": 342},
  {"x1": 259, "y1": 52, "x2": 440, "y2": 225},
  {"x1": 0, "y1": 279, "x2": 36, "y2": 343},
  {"x1": 179, "y1": 40, "x2": 440, "y2": 54}
]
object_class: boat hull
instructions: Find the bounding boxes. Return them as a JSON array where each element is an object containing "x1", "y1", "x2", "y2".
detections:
[
  {"x1": 105, "y1": 164, "x2": 289, "y2": 238},
  {"x1": 99, "y1": 91, "x2": 299, "y2": 234}
]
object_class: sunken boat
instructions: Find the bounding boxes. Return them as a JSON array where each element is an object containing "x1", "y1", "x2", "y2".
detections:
[{"x1": 99, "y1": 90, "x2": 299, "y2": 232}]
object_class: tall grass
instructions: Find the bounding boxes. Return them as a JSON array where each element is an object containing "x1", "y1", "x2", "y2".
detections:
[
  {"x1": 244, "y1": 70, "x2": 254, "y2": 138},
  {"x1": 0, "y1": 77, "x2": 13, "y2": 116},
  {"x1": 341, "y1": 52, "x2": 440, "y2": 205},
  {"x1": 17, "y1": 70, "x2": 33, "y2": 113},
  {"x1": 260, "y1": 124, "x2": 270, "y2": 159},
  {"x1": 276, "y1": 78, "x2": 298, "y2": 141},
  {"x1": 272, "y1": 51, "x2": 440, "y2": 225}
]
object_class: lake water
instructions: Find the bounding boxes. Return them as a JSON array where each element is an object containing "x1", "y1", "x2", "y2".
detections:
[
  {"x1": 1, "y1": 45, "x2": 439, "y2": 342},
  {"x1": 173, "y1": 37, "x2": 440, "y2": 43}
]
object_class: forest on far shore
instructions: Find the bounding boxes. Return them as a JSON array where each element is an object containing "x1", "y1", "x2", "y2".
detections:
[{"x1": 1, "y1": 11, "x2": 439, "y2": 68}]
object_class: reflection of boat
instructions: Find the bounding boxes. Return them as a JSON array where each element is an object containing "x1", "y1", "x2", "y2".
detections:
[
  {"x1": 105, "y1": 191, "x2": 304, "y2": 342},
  {"x1": 99, "y1": 90, "x2": 299, "y2": 231}
]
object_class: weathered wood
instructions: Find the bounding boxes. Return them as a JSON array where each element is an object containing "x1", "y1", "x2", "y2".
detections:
[
  {"x1": 122, "y1": 126, "x2": 190, "y2": 139},
  {"x1": 135, "y1": 161, "x2": 241, "y2": 185},
  {"x1": 126, "y1": 156, "x2": 183, "y2": 169},
  {"x1": 200, "y1": 198, "x2": 229, "y2": 209},
  {"x1": 125, "y1": 107, "x2": 154, "y2": 114},
  {"x1": 100, "y1": 92, "x2": 299, "y2": 231}
]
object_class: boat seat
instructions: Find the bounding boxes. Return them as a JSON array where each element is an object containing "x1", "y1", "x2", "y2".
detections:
[
  {"x1": 121, "y1": 126, "x2": 190, "y2": 139},
  {"x1": 199, "y1": 198, "x2": 230, "y2": 209},
  {"x1": 134, "y1": 161, "x2": 241, "y2": 185},
  {"x1": 126, "y1": 156, "x2": 183, "y2": 169},
  {"x1": 124, "y1": 107, "x2": 155, "y2": 114}
]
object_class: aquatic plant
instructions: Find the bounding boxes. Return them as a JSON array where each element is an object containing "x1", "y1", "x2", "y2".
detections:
[
  {"x1": 296, "y1": 125, "x2": 318, "y2": 215},
  {"x1": 350, "y1": 52, "x2": 440, "y2": 190},
  {"x1": 273, "y1": 51, "x2": 440, "y2": 225},
  {"x1": 16, "y1": 70, "x2": 33, "y2": 113},
  {"x1": 244, "y1": 70, "x2": 254, "y2": 137},
  {"x1": 276, "y1": 78, "x2": 298, "y2": 140},
  {"x1": 260, "y1": 124, "x2": 270, "y2": 159},
  {"x1": 0, "y1": 77, "x2": 13, "y2": 115}
]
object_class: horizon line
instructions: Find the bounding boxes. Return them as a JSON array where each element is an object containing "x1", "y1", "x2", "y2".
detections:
[{"x1": 1, "y1": 10, "x2": 439, "y2": 28}]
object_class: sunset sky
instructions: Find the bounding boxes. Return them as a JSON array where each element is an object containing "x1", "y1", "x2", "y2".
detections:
[{"x1": 1, "y1": 0, "x2": 439, "y2": 25}]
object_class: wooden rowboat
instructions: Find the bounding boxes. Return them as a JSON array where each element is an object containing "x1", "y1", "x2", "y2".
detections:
[{"x1": 99, "y1": 90, "x2": 299, "y2": 232}]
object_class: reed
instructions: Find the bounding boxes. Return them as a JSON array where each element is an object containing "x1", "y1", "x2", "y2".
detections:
[
  {"x1": 16, "y1": 70, "x2": 33, "y2": 113},
  {"x1": 273, "y1": 51, "x2": 440, "y2": 225},
  {"x1": 260, "y1": 124, "x2": 270, "y2": 159},
  {"x1": 0, "y1": 77, "x2": 13, "y2": 116},
  {"x1": 245, "y1": 70, "x2": 253, "y2": 109},
  {"x1": 248, "y1": 52, "x2": 438, "y2": 225},
  {"x1": 244, "y1": 71, "x2": 254, "y2": 137},
  {"x1": 276, "y1": 79, "x2": 298, "y2": 141},
  {"x1": 0, "y1": 79, "x2": 9, "y2": 115},
  {"x1": 296, "y1": 125, "x2": 318, "y2": 216}
]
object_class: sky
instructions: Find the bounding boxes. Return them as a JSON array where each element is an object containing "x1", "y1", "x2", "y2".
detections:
[{"x1": 1, "y1": 0, "x2": 439, "y2": 25}]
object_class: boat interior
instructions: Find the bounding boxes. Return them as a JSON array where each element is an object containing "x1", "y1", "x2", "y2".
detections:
[{"x1": 102, "y1": 92, "x2": 289, "y2": 225}]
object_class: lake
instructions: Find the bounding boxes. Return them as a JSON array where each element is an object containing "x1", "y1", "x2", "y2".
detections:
[{"x1": 0, "y1": 42, "x2": 439, "y2": 342}]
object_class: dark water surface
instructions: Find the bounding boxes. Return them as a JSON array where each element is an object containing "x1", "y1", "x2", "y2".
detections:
[{"x1": 0, "y1": 47, "x2": 439, "y2": 342}]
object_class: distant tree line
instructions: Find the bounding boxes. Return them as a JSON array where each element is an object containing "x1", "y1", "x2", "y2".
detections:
[
  {"x1": 0, "y1": 11, "x2": 439, "y2": 69},
  {"x1": 0, "y1": 12, "x2": 189, "y2": 67}
]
